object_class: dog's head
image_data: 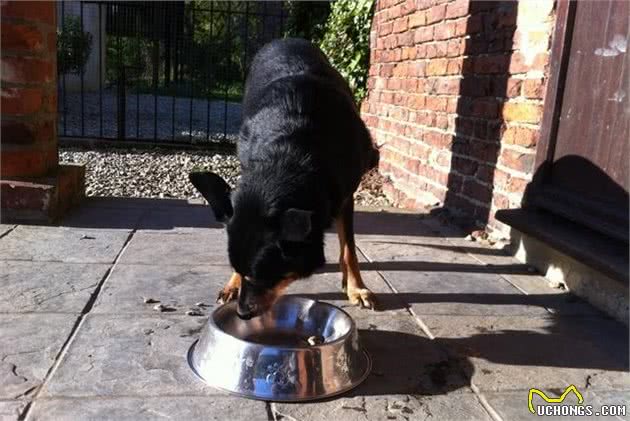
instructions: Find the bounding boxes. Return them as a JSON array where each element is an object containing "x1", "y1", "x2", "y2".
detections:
[{"x1": 189, "y1": 171, "x2": 325, "y2": 319}]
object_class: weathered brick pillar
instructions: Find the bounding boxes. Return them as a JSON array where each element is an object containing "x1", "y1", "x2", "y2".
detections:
[{"x1": 1, "y1": 1, "x2": 85, "y2": 223}]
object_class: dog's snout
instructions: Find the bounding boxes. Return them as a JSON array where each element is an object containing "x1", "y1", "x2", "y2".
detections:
[
  {"x1": 236, "y1": 280, "x2": 262, "y2": 319},
  {"x1": 236, "y1": 301, "x2": 258, "y2": 320}
]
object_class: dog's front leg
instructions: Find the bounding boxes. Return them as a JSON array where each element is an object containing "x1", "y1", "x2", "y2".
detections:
[
  {"x1": 217, "y1": 272, "x2": 241, "y2": 304},
  {"x1": 336, "y1": 198, "x2": 376, "y2": 309}
]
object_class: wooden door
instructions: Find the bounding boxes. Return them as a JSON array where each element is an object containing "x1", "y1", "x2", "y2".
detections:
[{"x1": 531, "y1": 0, "x2": 629, "y2": 242}]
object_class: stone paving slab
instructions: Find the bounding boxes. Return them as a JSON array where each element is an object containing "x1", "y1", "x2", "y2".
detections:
[
  {"x1": 422, "y1": 315, "x2": 630, "y2": 392},
  {"x1": 379, "y1": 270, "x2": 550, "y2": 316},
  {"x1": 118, "y1": 231, "x2": 229, "y2": 266},
  {"x1": 343, "y1": 312, "x2": 471, "y2": 397},
  {"x1": 0, "y1": 314, "x2": 79, "y2": 400},
  {"x1": 0, "y1": 400, "x2": 27, "y2": 421},
  {"x1": 27, "y1": 396, "x2": 268, "y2": 421},
  {"x1": 0, "y1": 261, "x2": 109, "y2": 313},
  {"x1": 137, "y1": 206, "x2": 219, "y2": 232},
  {"x1": 484, "y1": 389, "x2": 630, "y2": 421},
  {"x1": 420, "y1": 233, "x2": 605, "y2": 317},
  {"x1": 353, "y1": 211, "x2": 439, "y2": 238},
  {"x1": 92, "y1": 264, "x2": 232, "y2": 315},
  {"x1": 0, "y1": 225, "x2": 15, "y2": 238},
  {"x1": 356, "y1": 234, "x2": 551, "y2": 315},
  {"x1": 0, "y1": 226, "x2": 130, "y2": 264},
  {"x1": 274, "y1": 392, "x2": 493, "y2": 421},
  {"x1": 286, "y1": 270, "x2": 403, "y2": 312},
  {"x1": 42, "y1": 314, "x2": 212, "y2": 398},
  {"x1": 58, "y1": 206, "x2": 145, "y2": 231},
  {"x1": 590, "y1": 390, "x2": 630, "y2": 420}
]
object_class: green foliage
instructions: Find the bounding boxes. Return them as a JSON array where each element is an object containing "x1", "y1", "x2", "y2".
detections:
[
  {"x1": 57, "y1": 16, "x2": 93, "y2": 74},
  {"x1": 319, "y1": 0, "x2": 375, "y2": 104},
  {"x1": 284, "y1": 1, "x2": 331, "y2": 45}
]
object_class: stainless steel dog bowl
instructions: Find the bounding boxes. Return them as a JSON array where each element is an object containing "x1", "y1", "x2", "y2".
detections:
[{"x1": 188, "y1": 296, "x2": 371, "y2": 401}]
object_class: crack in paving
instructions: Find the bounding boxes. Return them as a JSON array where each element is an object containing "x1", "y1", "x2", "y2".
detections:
[
  {"x1": 19, "y1": 228, "x2": 138, "y2": 421},
  {"x1": 355, "y1": 239, "x2": 505, "y2": 421}
]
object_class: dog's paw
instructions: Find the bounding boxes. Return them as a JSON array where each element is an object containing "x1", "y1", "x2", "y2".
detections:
[
  {"x1": 216, "y1": 287, "x2": 239, "y2": 304},
  {"x1": 347, "y1": 287, "x2": 377, "y2": 310}
]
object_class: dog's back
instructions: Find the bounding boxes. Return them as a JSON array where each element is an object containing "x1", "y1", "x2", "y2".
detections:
[{"x1": 238, "y1": 38, "x2": 378, "y2": 211}]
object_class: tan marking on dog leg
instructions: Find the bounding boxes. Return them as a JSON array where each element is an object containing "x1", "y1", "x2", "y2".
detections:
[
  {"x1": 216, "y1": 272, "x2": 241, "y2": 304},
  {"x1": 340, "y1": 198, "x2": 376, "y2": 309}
]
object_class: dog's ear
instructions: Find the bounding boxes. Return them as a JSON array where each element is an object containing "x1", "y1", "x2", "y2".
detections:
[
  {"x1": 189, "y1": 171, "x2": 233, "y2": 223},
  {"x1": 281, "y1": 208, "x2": 312, "y2": 242}
]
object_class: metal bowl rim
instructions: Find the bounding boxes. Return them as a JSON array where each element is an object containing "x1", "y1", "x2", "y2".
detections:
[
  {"x1": 209, "y1": 297, "x2": 358, "y2": 351},
  {"x1": 187, "y1": 339, "x2": 372, "y2": 402}
]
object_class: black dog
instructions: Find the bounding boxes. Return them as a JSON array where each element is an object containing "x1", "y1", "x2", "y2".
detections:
[{"x1": 190, "y1": 38, "x2": 378, "y2": 319}]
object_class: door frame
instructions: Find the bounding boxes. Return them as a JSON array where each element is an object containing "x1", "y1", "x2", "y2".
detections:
[{"x1": 532, "y1": 0, "x2": 577, "y2": 175}]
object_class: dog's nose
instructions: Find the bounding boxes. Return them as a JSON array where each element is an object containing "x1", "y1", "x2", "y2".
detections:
[
  {"x1": 236, "y1": 301, "x2": 258, "y2": 320},
  {"x1": 236, "y1": 305, "x2": 256, "y2": 320}
]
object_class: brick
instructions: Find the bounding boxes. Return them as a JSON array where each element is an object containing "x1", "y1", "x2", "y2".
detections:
[
  {"x1": 435, "y1": 78, "x2": 459, "y2": 95},
  {"x1": 1, "y1": 87, "x2": 43, "y2": 115},
  {"x1": 1, "y1": 1, "x2": 56, "y2": 26},
  {"x1": 502, "y1": 126, "x2": 539, "y2": 148},
  {"x1": 1, "y1": 23, "x2": 45, "y2": 52},
  {"x1": 393, "y1": 17, "x2": 409, "y2": 33},
  {"x1": 463, "y1": 180, "x2": 493, "y2": 204},
  {"x1": 476, "y1": 165, "x2": 494, "y2": 183},
  {"x1": 502, "y1": 102, "x2": 542, "y2": 124},
  {"x1": 447, "y1": 39, "x2": 463, "y2": 57},
  {"x1": 1, "y1": 144, "x2": 57, "y2": 178},
  {"x1": 446, "y1": 0, "x2": 469, "y2": 19},
  {"x1": 427, "y1": 5, "x2": 446, "y2": 24},
  {"x1": 409, "y1": 11, "x2": 426, "y2": 28},
  {"x1": 426, "y1": 58, "x2": 448, "y2": 75},
  {"x1": 458, "y1": 97, "x2": 499, "y2": 119},
  {"x1": 473, "y1": 55, "x2": 509, "y2": 74},
  {"x1": 1, "y1": 56, "x2": 54, "y2": 84},
  {"x1": 398, "y1": 31, "x2": 414, "y2": 47},
  {"x1": 460, "y1": 76, "x2": 490, "y2": 97},
  {"x1": 492, "y1": 192, "x2": 510, "y2": 210},
  {"x1": 414, "y1": 26, "x2": 434, "y2": 43},
  {"x1": 1, "y1": 119, "x2": 54, "y2": 146},
  {"x1": 425, "y1": 131, "x2": 451, "y2": 148},
  {"x1": 452, "y1": 138, "x2": 499, "y2": 163},
  {"x1": 434, "y1": 21, "x2": 456, "y2": 40},
  {"x1": 452, "y1": 157, "x2": 478, "y2": 176},
  {"x1": 507, "y1": 176, "x2": 528, "y2": 194},
  {"x1": 446, "y1": 57, "x2": 464, "y2": 74},
  {"x1": 506, "y1": 78, "x2": 523, "y2": 97},
  {"x1": 435, "y1": 113, "x2": 449, "y2": 130},
  {"x1": 435, "y1": 40, "x2": 448, "y2": 57},
  {"x1": 499, "y1": 149, "x2": 535, "y2": 174},
  {"x1": 466, "y1": 14, "x2": 483, "y2": 34},
  {"x1": 379, "y1": 22, "x2": 394, "y2": 36},
  {"x1": 409, "y1": 61, "x2": 425, "y2": 77},
  {"x1": 523, "y1": 78, "x2": 545, "y2": 99},
  {"x1": 509, "y1": 52, "x2": 549, "y2": 74},
  {"x1": 426, "y1": 96, "x2": 447, "y2": 112}
]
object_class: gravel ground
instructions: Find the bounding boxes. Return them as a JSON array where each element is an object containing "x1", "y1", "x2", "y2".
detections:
[
  {"x1": 59, "y1": 89, "x2": 241, "y2": 142},
  {"x1": 60, "y1": 148, "x2": 392, "y2": 207}
]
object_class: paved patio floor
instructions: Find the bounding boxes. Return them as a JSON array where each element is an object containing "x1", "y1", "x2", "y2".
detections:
[{"x1": 1, "y1": 198, "x2": 628, "y2": 421}]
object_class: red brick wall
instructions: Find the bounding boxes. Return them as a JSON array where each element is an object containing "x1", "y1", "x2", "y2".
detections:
[
  {"x1": 1, "y1": 1, "x2": 58, "y2": 178},
  {"x1": 362, "y1": 0, "x2": 555, "y2": 235}
]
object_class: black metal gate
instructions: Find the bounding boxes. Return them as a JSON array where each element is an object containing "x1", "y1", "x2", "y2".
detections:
[{"x1": 57, "y1": 1, "x2": 288, "y2": 145}]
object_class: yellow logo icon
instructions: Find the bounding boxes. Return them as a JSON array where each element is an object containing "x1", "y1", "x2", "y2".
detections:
[{"x1": 528, "y1": 385, "x2": 584, "y2": 414}]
